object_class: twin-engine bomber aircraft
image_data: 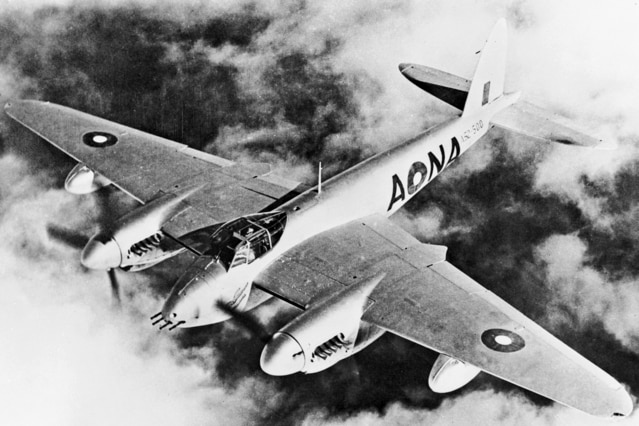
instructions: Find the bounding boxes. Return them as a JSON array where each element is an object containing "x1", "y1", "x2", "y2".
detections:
[{"x1": 6, "y1": 20, "x2": 632, "y2": 417}]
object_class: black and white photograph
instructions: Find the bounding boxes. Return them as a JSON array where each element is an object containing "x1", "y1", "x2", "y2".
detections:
[{"x1": 1, "y1": 1, "x2": 638, "y2": 425}]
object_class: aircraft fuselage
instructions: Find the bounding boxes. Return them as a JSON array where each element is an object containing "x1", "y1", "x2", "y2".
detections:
[
  {"x1": 160, "y1": 93, "x2": 519, "y2": 328},
  {"x1": 269, "y1": 94, "x2": 518, "y2": 264}
]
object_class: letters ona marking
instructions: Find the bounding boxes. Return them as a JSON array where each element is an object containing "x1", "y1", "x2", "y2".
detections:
[{"x1": 387, "y1": 136, "x2": 461, "y2": 211}]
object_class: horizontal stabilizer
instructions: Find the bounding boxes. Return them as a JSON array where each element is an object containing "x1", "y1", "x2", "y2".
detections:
[
  {"x1": 398, "y1": 63, "x2": 470, "y2": 110},
  {"x1": 400, "y1": 63, "x2": 607, "y2": 149},
  {"x1": 492, "y1": 101, "x2": 603, "y2": 148}
]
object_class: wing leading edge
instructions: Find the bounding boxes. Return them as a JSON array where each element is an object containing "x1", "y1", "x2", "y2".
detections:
[{"x1": 255, "y1": 215, "x2": 632, "y2": 417}]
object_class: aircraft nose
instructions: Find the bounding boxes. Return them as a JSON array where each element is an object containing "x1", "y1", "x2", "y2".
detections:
[
  {"x1": 161, "y1": 291, "x2": 200, "y2": 327},
  {"x1": 260, "y1": 332, "x2": 305, "y2": 376},
  {"x1": 81, "y1": 234, "x2": 121, "y2": 270},
  {"x1": 161, "y1": 264, "x2": 216, "y2": 327}
]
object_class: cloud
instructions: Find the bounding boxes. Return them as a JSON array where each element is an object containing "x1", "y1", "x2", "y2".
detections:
[
  {"x1": 0, "y1": 154, "x2": 287, "y2": 426},
  {"x1": 499, "y1": 1, "x2": 639, "y2": 235},
  {"x1": 302, "y1": 390, "x2": 639, "y2": 426},
  {"x1": 535, "y1": 234, "x2": 639, "y2": 352}
]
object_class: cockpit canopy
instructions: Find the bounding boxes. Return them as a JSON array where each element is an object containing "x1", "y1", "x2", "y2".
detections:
[{"x1": 185, "y1": 211, "x2": 287, "y2": 271}]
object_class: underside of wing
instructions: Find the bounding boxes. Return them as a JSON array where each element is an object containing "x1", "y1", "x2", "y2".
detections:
[
  {"x1": 399, "y1": 63, "x2": 470, "y2": 110},
  {"x1": 5, "y1": 100, "x2": 302, "y2": 238},
  {"x1": 256, "y1": 215, "x2": 632, "y2": 417}
]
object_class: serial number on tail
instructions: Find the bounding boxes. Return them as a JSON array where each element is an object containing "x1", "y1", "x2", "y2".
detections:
[{"x1": 461, "y1": 120, "x2": 484, "y2": 142}]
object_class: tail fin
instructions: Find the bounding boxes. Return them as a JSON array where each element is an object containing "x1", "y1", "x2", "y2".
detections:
[{"x1": 462, "y1": 19, "x2": 507, "y2": 117}]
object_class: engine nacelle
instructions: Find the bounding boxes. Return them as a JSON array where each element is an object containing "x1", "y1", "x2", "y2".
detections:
[
  {"x1": 65, "y1": 163, "x2": 111, "y2": 194},
  {"x1": 428, "y1": 354, "x2": 481, "y2": 393},
  {"x1": 81, "y1": 187, "x2": 198, "y2": 270},
  {"x1": 260, "y1": 273, "x2": 386, "y2": 376}
]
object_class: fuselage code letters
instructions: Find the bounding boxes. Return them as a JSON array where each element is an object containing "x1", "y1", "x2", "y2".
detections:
[{"x1": 387, "y1": 136, "x2": 462, "y2": 211}]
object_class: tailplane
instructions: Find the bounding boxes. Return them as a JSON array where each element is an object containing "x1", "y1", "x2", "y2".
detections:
[{"x1": 399, "y1": 19, "x2": 608, "y2": 149}]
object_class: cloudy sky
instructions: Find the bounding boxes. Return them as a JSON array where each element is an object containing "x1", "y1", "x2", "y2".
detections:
[{"x1": 1, "y1": 1, "x2": 639, "y2": 425}]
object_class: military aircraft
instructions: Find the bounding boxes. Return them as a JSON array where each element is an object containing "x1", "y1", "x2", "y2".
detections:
[{"x1": 5, "y1": 20, "x2": 633, "y2": 417}]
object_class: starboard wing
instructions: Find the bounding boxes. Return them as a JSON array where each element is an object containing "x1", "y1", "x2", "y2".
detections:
[
  {"x1": 255, "y1": 215, "x2": 632, "y2": 417},
  {"x1": 5, "y1": 100, "x2": 302, "y2": 239}
]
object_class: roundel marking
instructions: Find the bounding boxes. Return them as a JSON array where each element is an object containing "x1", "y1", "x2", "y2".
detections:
[
  {"x1": 82, "y1": 131, "x2": 118, "y2": 148},
  {"x1": 481, "y1": 328, "x2": 525, "y2": 353}
]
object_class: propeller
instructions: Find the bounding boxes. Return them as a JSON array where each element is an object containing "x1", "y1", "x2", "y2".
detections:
[
  {"x1": 107, "y1": 268, "x2": 121, "y2": 307},
  {"x1": 94, "y1": 184, "x2": 119, "y2": 232},
  {"x1": 47, "y1": 186, "x2": 122, "y2": 306},
  {"x1": 46, "y1": 224, "x2": 88, "y2": 250}
]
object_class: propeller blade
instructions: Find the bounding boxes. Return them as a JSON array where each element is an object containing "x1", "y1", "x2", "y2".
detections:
[
  {"x1": 107, "y1": 268, "x2": 121, "y2": 307},
  {"x1": 95, "y1": 187, "x2": 123, "y2": 307},
  {"x1": 46, "y1": 224, "x2": 90, "y2": 249},
  {"x1": 95, "y1": 185, "x2": 118, "y2": 231},
  {"x1": 49, "y1": 185, "x2": 125, "y2": 307},
  {"x1": 215, "y1": 300, "x2": 271, "y2": 342}
]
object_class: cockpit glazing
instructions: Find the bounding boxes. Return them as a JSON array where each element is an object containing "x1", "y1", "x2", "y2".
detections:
[{"x1": 202, "y1": 211, "x2": 287, "y2": 271}]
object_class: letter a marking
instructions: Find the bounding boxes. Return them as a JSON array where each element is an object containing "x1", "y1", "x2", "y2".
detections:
[{"x1": 388, "y1": 174, "x2": 405, "y2": 211}]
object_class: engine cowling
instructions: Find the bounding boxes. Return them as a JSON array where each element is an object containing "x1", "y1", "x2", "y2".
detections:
[
  {"x1": 428, "y1": 354, "x2": 481, "y2": 393},
  {"x1": 81, "y1": 188, "x2": 198, "y2": 270},
  {"x1": 260, "y1": 273, "x2": 386, "y2": 376}
]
